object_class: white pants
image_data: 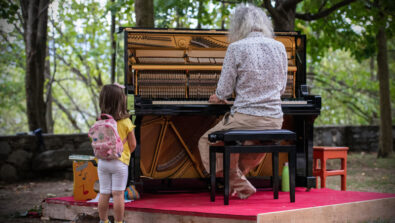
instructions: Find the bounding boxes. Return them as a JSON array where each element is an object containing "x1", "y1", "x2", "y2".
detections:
[{"x1": 98, "y1": 159, "x2": 128, "y2": 194}]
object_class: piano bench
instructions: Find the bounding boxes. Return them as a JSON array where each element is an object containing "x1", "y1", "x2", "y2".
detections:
[
  {"x1": 313, "y1": 146, "x2": 349, "y2": 191},
  {"x1": 208, "y1": 129, "x2": 296, "y2": 205}
]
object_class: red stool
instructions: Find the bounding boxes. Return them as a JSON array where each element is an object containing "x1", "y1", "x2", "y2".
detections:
[{"x1": 313, "y1": 146, "x2": 349, "y2": 191}]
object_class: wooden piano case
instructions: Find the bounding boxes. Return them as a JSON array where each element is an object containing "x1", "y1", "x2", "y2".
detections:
[{"x1": 115, "y1": 28, "x2": 321, "y2": 191}]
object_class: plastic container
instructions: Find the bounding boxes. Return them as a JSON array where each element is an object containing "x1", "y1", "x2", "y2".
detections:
[{"x1": 282, "y1": 162, "x2": 290, "y2": 192}]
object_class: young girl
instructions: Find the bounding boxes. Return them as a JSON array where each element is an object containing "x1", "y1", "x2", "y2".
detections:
[{"x1": 97, "y1": 83, "x2": 136, "y2": 223}]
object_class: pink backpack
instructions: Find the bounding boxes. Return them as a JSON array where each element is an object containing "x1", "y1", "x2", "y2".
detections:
[{"x1": 88, "y1": 114, "x2": 124, "y2": 160}]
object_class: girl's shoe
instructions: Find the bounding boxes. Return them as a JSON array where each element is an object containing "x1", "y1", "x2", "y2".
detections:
[{"x1": 125, "y1": 185, "x2": 140, "y2": 200}]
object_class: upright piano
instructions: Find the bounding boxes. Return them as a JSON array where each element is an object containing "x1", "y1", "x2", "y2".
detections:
[{"x1": 115, "y1": 27, "x2": 321, "y2": 190}]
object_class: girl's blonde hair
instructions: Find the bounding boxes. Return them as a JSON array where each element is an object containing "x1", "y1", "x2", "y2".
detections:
[
  {"x1": 99, "y1": 84, "x2": 129, "y2": 121},
  {"x1": 228, "y1": 4, "x2": 274, "y2": 43}
]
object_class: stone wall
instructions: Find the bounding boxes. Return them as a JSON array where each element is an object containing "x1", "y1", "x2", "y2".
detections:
[
  {"x1": 0, "y1": 125, "x2": 394, "y2": 182},
  {"x1": 0, "y1": 134, "x2": 92, "y2": 182},
  {"x1": 314, "y1": 125, "x2": 395, "y2": 152}
]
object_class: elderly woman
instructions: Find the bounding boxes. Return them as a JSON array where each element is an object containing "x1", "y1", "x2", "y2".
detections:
[{"x1": 198, "y1": 4, "x2": 288, "y2": 199}]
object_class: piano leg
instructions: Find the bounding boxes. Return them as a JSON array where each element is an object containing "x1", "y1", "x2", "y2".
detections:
[
  {"x1": 223, "y1": 149, "x2": 230, "y2": 205},
  {"x1": 130, "y1": 115, "x2": 142, "y2": 185},
  {"x1": 294, "y1": 115, "x2": 317, "y2": 189},
  {"x1": 210, "y1": 147, "x2": 216, "y2": 202},
  {"x1": 305, "y1": 115, "x2": 317, "y2": 189}
]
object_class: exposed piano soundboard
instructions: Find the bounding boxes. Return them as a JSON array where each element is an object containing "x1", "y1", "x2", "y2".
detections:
[
  {"x1": 124, "y1": 28, "x2": 298, "y2": 100},
  {"x1": 115, "y1": 28, "x2": 321, "y2": 191}
]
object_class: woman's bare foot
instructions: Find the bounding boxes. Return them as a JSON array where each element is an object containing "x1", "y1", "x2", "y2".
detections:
[{"x1": 229, "y1": 168, "x2": 257, "y2": 199}]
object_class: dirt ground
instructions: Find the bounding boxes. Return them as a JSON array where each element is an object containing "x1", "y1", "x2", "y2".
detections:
[
  {"x1": 0, "y1": 178, "x2": 74, "y2": 222},
  {"x1": 0, "y1": 152, "x2": 393, "y2": 222}
]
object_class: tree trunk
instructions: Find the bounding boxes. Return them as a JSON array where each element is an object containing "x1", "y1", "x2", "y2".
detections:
[
  {"x1": 370, "y1": 57, "x2": 376, "y2": 81},
  {"x1": 221, "y1": 3, "x2": 226, "y2": 30},
  {"x1": 376, "y1": 26, "x2": 393, "y2": 157},
  {"x1": 263, "y1": 0, "x2": 296, "y2": 31},
  {"x1": 272, "y1": 8, "x2": 296, "y2": 31},
  {"x1": 21, "y1": 0, "x2": 50, "y2": 133},
  {"x1": 196, "y1": 0, "x2": 203, "y2": 29},
  {"x1": 110, "y1": 0, "x2": 116, "y2": 83},
  {"x1": 45, "y1": 47, "x2": 54, "y2": 133},
  {"x1": 135, "y1": 0, "x2": 154, "y2": 27}
]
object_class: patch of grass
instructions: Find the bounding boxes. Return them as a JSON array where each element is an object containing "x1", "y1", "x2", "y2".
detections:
[{"x1": 320, "y1": 152, "x2": 395, "y2": 193}]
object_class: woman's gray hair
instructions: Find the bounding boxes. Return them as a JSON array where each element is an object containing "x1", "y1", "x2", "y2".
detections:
[{"x1": 228, "y1": 4, "x2": 274, "y2": 42}]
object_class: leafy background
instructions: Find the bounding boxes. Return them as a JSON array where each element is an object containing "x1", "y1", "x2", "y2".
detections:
[{"x1": 0, "y1": 0, "x2": 394, "y2": 134}]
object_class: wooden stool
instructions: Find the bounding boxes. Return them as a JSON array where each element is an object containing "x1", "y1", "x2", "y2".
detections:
[
  {"x1": 313, "y1": 146, "x2": 349, "y2": 191},
  {"x1": 209, "y1": 129, "x2": 296, "y2": 205}
]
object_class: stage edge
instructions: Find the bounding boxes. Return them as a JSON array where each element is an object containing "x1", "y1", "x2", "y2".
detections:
[{"x1": 257, "y1": 197, "x2": 395, "y2": 223}]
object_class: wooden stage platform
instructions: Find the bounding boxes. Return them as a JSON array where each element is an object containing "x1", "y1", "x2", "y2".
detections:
[{"x1": 42, "y1": 188, "x2": 395, "y2": 223}]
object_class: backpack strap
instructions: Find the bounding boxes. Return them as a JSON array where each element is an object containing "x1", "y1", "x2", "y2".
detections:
[{"x1": 99, "y1": 113, "x2": 114, "y2": 120}]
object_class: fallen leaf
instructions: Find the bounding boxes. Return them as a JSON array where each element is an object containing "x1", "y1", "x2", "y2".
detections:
[{"x1": 46, "y1": 193, "x2": 56, "y2": 197}]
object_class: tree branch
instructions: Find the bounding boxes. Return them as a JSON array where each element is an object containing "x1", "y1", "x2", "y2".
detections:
[
  {"x1": 56, "y1": 82, "x2": 92, "y2": 129},
  {"x1": 213, "y1": 0, "x2": 240, "y2": 5},
  {"x1": 36, "y1": 1, "x2": 50, "y2": 21},
  {"x1": 51, "y1": 77, "x2": 81, "y2": 82},
  {"x1": 53, "y1": 98, "x2": 82, "y2": 132},
  {"x1": 69, "y1": 107, "x2": 96, "y2": 118},
  {"x1": 263, "y1": 0, "x2": 279, "y2": 19},
  {"x1": 319, "y1": 0, "x2": 329, "y2": 12},
  {"x1": 0, "y1": 31, "x2": 25, "y2": 68},
  {"x1": 53, "y1": 39, "x2": 99, "y2": 117},
  {"x1": 295, "y1": 0, "x2": 357, "y2": 21},
  {"x1": 45, "y1": 23, "x2": 57, "y2": 105},
  {"x1": 55, "y1": 53, "x2": 88, "y2": 83},
  {"x1": 49, "y1": 18, "x2": 100, "y2": 119},
  {"x1": 314, "y1": 75, "x2": 376, "y2": 123},
  {"x1": 50, "y1": 19, "x2": 88, "y2": 66},
  {"x1": 310, "y1": 71, "x2": 378, "y2": 97},
  {"x1": 12, "y1": 22, "x2": 24, "y2": 36},
  {"x1": 0, "y1": 32, "x2": 14, "y2": 48},
  {"x1": 282, "y1": 0, "x2": 303, "y2": 9},
  {"x1": 18, "y1": 0, "x2": 28, "y2": 33}
]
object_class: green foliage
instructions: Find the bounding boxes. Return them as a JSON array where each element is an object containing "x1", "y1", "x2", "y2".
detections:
[
  {"x1": 155, "y1": 0, "x2": 197, "y2": 28},
  {"x1": 295, "y1": 0, "x2": 394, "y2": 125},
  {"x1": 154, "y1": 0, "x2": 232, "y2": 29},
  {"x1": 0, "y1": 0, "x2": 393, "y2": 134},
  {"x1": 47, "y1": 0, "x2": 115, "y2": 133},
  {"x1": 0, "y1": 9, "x2": 28, "y2": 134},
  {"x1": 109, "y1": 0, "x2": 135, "y2": 27},
  {"x1": 0, "y1": 52, "x2": 28, "y2": 134},
  {"x1": 310, "y1": 50, "x2": 388, "y2": 125},
  {"x1": 296, "y1": 0, "x2": 395, "y2": 63},
  {"x1": 0, "y1": 1, "x2": 19, "y2": 23}
]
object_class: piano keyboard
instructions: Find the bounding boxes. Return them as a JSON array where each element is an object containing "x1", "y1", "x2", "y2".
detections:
[{"x1": 151, "y1": 100, "x2": 307, "y2": 105}]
